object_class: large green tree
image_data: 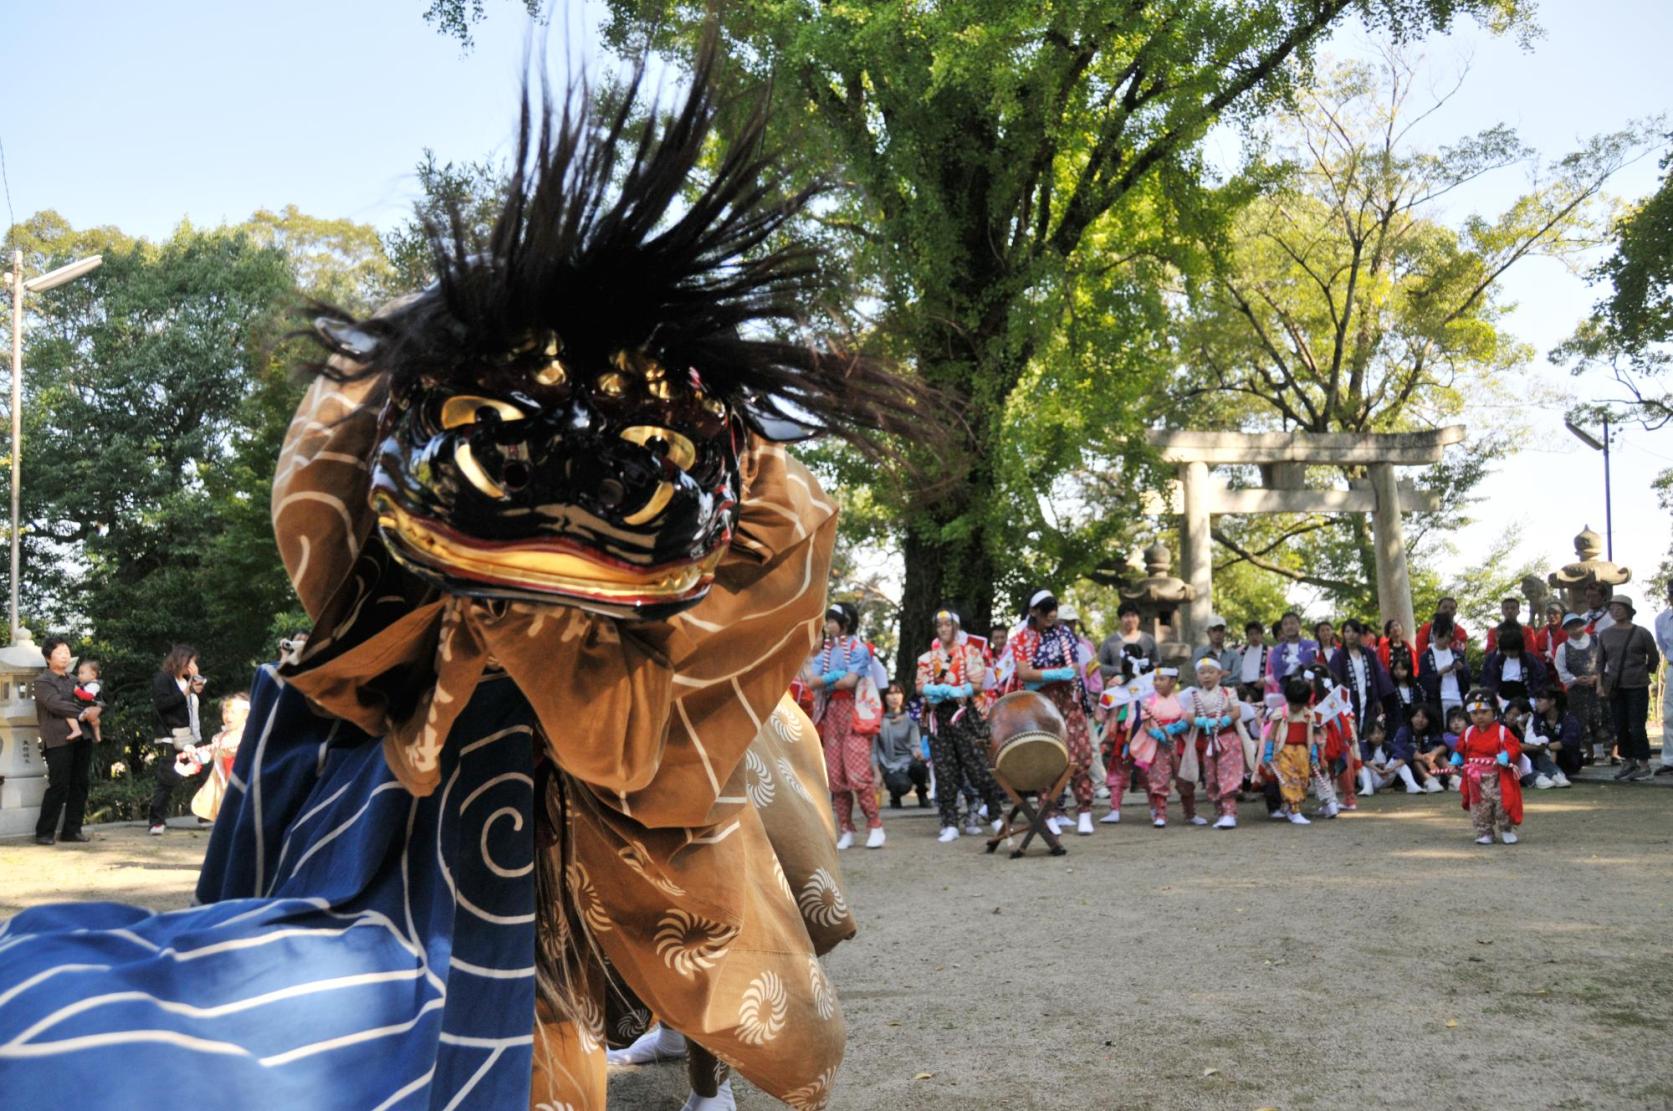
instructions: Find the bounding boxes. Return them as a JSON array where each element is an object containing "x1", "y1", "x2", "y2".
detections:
[
  {"x1": 585, "y1": 1, "x2": 1529, "y2": 680},
  {"x1": 1555, "y1": 136, "x2": 1673, "y2": 585},
  {"x1": 1164, "y1": 50, "x2": 1639, "y2": 619},
  {"x1": 3, "y1": 207, "x2": 390, "y2": 772}
]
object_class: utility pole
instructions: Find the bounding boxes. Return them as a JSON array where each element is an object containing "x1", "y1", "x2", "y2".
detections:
[{"x1": 7, "y1": 250, "x2": 103, "y2": 641}]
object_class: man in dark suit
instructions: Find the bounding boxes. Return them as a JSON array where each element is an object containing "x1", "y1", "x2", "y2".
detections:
[{"x1": 34, "y1": 635, "x2": 97, "y2": 845}]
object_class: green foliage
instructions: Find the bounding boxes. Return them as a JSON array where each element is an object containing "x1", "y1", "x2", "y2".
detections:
[
  {"x1": 3, "y1": 206, "x2": 391, "y2": 764},
  {"x1": 1555, "y1": 135, "x2": 1673, "y2": 581},
  {"x1": 1168, "y1": 51, "x2": 1640, "y2": 617},
  {"x1": 383, "y1": 152, "x2": 509, "y2": 291},
  {"x1": 601, "y1": 1, "x2": 1530, "y2": 677},
  {"x1": 422, "y1": 0, "x2": 542, "y2": 49},
  {"x1": 85, "y1": 762, "x2": 166, "y2": 825}
]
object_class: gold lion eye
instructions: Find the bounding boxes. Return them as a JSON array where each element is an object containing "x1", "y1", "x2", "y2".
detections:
[
  {"x1": 533, "y1": 360, "x2": 567, "y2": 387},
  {"x1": 619, "y1": 425, "x2": 697, "y2": 471},
  {"x1": 595, "y1": 371, "x2": 631, "y2": 399},
  {"x1": 439, "y1": 394, "x2": 526, "y2": 430}
]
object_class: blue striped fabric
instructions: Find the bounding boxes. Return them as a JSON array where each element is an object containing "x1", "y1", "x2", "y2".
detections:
[{"x1": 0, "y1": 666, "x2": 540, "y2": 1109}]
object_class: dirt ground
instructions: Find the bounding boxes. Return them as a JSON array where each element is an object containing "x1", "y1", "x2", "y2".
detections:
[{"x1": 5, "y1": 786, "x2": 1671, "y2": 1110}]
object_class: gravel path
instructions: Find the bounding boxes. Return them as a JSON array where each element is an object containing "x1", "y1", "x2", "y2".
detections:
[{"x1": 6, "y1": 786, "x2": 1670, "y2": 1110}]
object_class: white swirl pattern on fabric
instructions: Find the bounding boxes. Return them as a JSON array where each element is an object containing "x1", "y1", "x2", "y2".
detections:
[
  {"x1": 744, "y1": 747, "x2": 776, "y2": 808},
  {"x1": 736, "y1": 971, "x2": 788, "y2": 1045},
  {"x1": 652, "y1": 910, "x2": 738, "y2": 977},
  {"x1": 797, "y1": 869, "x2": 849, "y2": 930},
  {"x1": 808, "y1": 956, "x2": 836, "y2": 1021},
  {"x1": 0, "y1": 670, "x2": 543, "y2": 1109}
]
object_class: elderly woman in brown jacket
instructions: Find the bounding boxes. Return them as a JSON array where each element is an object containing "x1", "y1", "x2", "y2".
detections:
[{"x1": 34, "y1": 635, "x2": 96, "y2": 845}]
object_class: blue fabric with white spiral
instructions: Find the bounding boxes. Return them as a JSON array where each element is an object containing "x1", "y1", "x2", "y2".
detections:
[{"x1": 0, "y1": 665, "x2": 539, "y2": 1109}]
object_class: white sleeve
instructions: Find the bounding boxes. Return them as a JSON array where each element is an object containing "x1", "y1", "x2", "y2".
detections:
[{"x1": 1554, "y1": 643, "x2": 1578, "y2": 685}]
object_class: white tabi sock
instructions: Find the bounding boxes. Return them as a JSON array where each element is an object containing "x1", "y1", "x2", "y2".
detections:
[{"x1": 606, "y1": 1024, "x2": 688, "y2": 1065}]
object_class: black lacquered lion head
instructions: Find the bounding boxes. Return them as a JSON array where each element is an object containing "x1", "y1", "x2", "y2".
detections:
[{"x1": 307, "y1": 42, "x2": 920, "y2": 620}]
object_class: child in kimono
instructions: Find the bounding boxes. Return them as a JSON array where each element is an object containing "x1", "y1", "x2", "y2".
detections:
[
  {"x1": 1262, "y1": 675, "x2": 1324, "y2": 825},
  {"x1": 1449, "y1": 689, "x2": 1523, "y2": 844},
  {"x1": 1253, "y1": 696, "x2": 1289, "y2": 820},
  {"x1": 1184, "y1": 656, "x2": 1248, "y2": 829},
  {"x1": 1098, "y1": 650, "x2": 1152, "y2": 824},
  {"x1": 1133, "y1": 666, "x2": 1189, "y2": 827},
  {"x1": 1305, "y1": 668, "x2": 1349, "y2": 816}
]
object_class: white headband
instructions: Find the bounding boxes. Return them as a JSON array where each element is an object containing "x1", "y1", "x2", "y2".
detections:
[
  {"x1": 1029, "y1": 589, "x2": 1055, "y2": 609},
  {"x1": 1194, "y1": 657, "x2": 1221, "y2": 674},
  {"x1": 1157, "y1": 666, "x2": 1179, "y2": 677}
]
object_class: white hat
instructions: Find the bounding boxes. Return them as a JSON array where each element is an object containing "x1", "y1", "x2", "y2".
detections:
[
  {"x1": 1206, "y1": 613, "x2": 1227, "y2": 629},
  {"x1": 1059, "y1": 603, "x2": 1080, "y2": 622}
]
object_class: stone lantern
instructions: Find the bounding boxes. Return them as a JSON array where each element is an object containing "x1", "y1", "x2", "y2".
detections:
[
  {"x1": 0, "y1": 628, "x2": 47, "y2": 837},
  {"x1": 1548, "y1": 526, "x2": 1631, "y2": 613},
  {"x1": 1119, "y1": 541, "x2": 1195, "y2": 667}
]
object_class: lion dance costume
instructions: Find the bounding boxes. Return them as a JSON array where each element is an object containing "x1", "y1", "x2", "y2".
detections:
[{"x1": 0, "y1": 43, "x2": 920, "y2": 1109}]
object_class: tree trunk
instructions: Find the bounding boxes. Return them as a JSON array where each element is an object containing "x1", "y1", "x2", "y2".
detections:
[{"x1": 896, "y1": 522, "x2": 997, "y2": 689}]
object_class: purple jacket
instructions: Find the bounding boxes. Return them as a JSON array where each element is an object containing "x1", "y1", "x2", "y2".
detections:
[{"x1": 1265, "y1": 639, "x2": 1320, "y2": 689}]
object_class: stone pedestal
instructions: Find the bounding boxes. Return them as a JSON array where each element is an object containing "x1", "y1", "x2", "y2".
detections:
[{"x1": 0, "y1": 628, "x2": 46, "y2": 837}]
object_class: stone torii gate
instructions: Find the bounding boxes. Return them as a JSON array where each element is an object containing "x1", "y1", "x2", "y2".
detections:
[{"x1": 1145, "y1": 426, "x2": 1465, "y2": 647}]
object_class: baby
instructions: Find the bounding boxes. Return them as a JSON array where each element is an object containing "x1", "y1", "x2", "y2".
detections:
[{"x1": 67, "y1": 660, "x2": 104, "y2": 744}]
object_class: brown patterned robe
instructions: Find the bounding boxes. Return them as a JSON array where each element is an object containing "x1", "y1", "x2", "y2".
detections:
[{"x1": 271, "y1": 371, "x2": 858, "y2": 1108}]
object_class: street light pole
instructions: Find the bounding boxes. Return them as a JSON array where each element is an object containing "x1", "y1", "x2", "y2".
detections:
[
  {"x1": 1565, "y1": 414, "x2": 1614, "y2": 562},
  {"x1": 8, "y1": 251, "x2": 21, "y2": 646},
  {"x1": 7, "y1": 250, "x2": 102, "y2": 642},
  {"x1": 1602, "y1": 413, "x2": 1613, "y2": 562}
]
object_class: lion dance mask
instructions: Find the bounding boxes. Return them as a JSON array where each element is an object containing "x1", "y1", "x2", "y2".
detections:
[{"x1": 0, "y1": 41, "x2": 918, "y2": 1111}]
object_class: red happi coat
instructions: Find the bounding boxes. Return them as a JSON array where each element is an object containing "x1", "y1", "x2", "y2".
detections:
[
  {"x1": 1319, "y1": 712, "x2": 1354, "y2": 765},
  {"x1": 1456, "y1": 722, "x2": 1524, "y2": 825}
]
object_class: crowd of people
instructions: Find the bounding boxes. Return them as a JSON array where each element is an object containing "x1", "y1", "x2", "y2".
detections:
[
  {"x1": 32, "y1": 639, "x2": 250, "y2": 845},
  {"x1": 801, "y1": 579, "x2": 1672, "y2": 850},
  {"x1": 28, "y1": 580, "x2": 1668, "y2": 852}
]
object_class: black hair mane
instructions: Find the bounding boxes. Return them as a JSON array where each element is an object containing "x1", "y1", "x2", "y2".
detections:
[{"x1": 308, "y1": 31, "x2": 924, "y2": 447}]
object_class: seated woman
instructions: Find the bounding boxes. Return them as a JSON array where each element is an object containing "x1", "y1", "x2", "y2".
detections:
[
  {"x1": 1528, "y1": 689, "x2": 1582, "y2": 784},
  {"x1": 1361, "y1": 718, "x2": 1434, "y2": 795},
  {"x1": 1402, "y1": 703, "x2": 1453, "y2": 792}
]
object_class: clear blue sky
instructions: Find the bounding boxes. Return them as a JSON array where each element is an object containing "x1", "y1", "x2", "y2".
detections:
[{"x1": 4, "y1": 0, "x2": 1671, "y2": 605}]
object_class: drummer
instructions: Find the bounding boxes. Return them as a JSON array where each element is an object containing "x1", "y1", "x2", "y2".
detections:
[
  {"x1": 916, "y1": 607, "x2": 1008, "y2": 843},
  {"x1": 1008, "y1": 589, "x2": 1097, "y2": 836}
]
